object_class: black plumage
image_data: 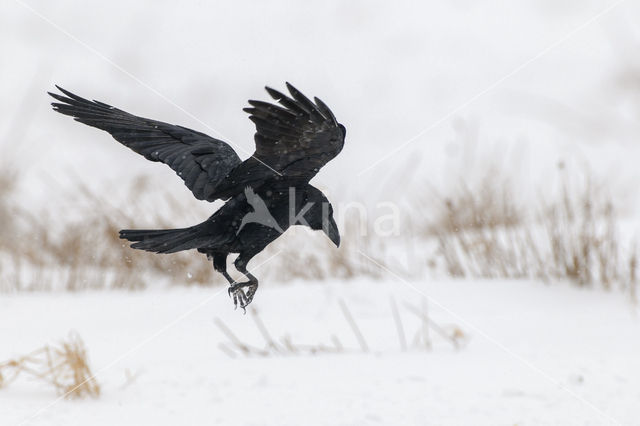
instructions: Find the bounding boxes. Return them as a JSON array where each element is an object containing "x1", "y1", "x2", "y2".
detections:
[{"x1": 49, "y1": 83, "x2": 345, "y2": 310}]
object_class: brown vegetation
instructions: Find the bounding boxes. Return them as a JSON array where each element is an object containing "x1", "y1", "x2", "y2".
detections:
[
  {"x1": 0, "y1": 171, "x2": 383, "y2": 291},
  {"x1": 424, "y1": 164, "x2": 638, "y2": 299},
  {"x1": 0, "y1": 332, "x2": 100, "y2": 398},
  {"x1": 1, "y1": 163, "x2": 637, "y2": 300}
]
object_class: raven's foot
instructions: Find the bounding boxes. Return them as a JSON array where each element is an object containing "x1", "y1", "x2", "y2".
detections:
[{"x1": 228, "y1": 282, "x2": 258, "y2": 313}]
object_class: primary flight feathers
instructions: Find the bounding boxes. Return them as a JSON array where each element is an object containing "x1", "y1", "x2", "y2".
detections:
[{"x1": 49, "y1": 83, "x2": 345, "y2": 201}]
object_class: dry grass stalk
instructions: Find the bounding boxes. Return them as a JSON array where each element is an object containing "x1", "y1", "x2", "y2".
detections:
[
  {"x1": 338, "y1": 299, "x2": 369, "y2": 353},
  {"x1": 421, "y1": 170, "x2": 523, "y2": 237},
  {"x1": 213, "y1": 317, "x2": 265, "y2": 356},
  {"x1": 215, "y1": 299, "x2": 465, "y2": 357},
  {"x1": 251, "y1": 308, "x2": 283, "y2": 354},
  {"x1": 0, "y1": 169, "x2": 396, "y2": 292},
  {"x1": 214, "y1": 313, "x2": 344, "y2": 358},
  {"x1": 427, "y1": 166, "x2": 639, "y2": 296},
  {"x1": 421, "y1": 297, "x2": 432, "y2": 350},
  {"x1": 261, "y1": 214, "x2": 387, "y2": 282},
  {"x1": 628, "y1": 243, "x2": 638, "y2": 306},
  {"x1": 3, "y1": 161, "x2": 637, "y2": 297},
  {"x1": 389, "y1": 295, "x2": 407, "y2": 352},
  {"x1": 0, "y1": 332, "x2": 100, "y2": 398},
  {"x1": 403, "y1": 302, "x2": 467, "y2": 350}
]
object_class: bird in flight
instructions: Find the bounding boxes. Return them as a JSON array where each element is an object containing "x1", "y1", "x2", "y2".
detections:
[{"x1": 49, "y1": 83, "x2": 345, "y2": 311}]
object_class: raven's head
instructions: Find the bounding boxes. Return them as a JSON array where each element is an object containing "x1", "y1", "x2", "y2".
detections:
[{"x1": 301, "y1": 186, "x2": 340, "y2": 248}]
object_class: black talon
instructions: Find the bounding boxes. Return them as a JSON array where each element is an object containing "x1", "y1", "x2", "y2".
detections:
[{"x1": 220, "y1": 258, "x2": 260, "y2": 312}]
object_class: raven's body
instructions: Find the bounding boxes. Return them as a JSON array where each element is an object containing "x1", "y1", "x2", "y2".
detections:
[
  {"x1": 49, "y1": 83, "x2": 345, "y2": 310},
  {"x1": 120, "y1": 183, "x2": 338, "y2": 306}
]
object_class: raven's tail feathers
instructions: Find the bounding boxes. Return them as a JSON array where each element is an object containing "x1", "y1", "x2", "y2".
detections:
[{"x1": 119, "y1": 227, "x2": 206, "y2": 254}]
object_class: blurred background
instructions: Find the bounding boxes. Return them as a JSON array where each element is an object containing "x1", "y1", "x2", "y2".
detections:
[
  {"x1": 3, "y1": 0, "x2": 640, "y2": 202},
  {"x1": 2, "y1": 1, "x2": 640, "y2": 425},
  {"x1": 2, "y1": 0, "x2": 640, "y2": 289}
]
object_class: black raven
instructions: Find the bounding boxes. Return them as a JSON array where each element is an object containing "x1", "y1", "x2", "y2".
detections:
[{"x1": 49, "y1": 83, "x2": 345, "y2": 310}]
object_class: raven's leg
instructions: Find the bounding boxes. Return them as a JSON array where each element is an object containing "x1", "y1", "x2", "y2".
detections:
[
  {"x1": 207, "y1": 251, "x2": 251, "y2": 311},
  {"x1": 226, "y1": 254, "x2": 258, "y2": 310},
  {"x1": 209, "y1": 252, "x2": 249, "y2": 310},
  {"x1": 210, "y1": 252, "x2": 235, "y2": 285}
]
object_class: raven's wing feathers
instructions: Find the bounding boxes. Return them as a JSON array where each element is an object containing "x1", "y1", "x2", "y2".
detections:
[
  {"x1": 243, "y1": 82, "x2": 345, "y2": 179},
  {"x1": 49, "y1": 86, "x2": 241, "y2": 202}
]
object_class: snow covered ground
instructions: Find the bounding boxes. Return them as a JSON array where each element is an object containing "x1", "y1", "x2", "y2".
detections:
[{"x1": 2, "y1": 279, "x2": 639, "y2": 425}]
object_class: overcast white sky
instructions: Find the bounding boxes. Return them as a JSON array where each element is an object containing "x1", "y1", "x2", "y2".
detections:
[{"x1": 2, "y1": 0, "x2": 639, "y2": 209}]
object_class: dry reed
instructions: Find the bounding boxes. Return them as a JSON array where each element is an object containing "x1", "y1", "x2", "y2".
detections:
[
  {"x1": 214, "y1": 298, "x2": 462, "y2": 357},
  {"x1": 0, "y1": 332, "x2": 100, "y2": 398},
  {"x1": 1, "y1": 161, "x2": 638, "y2": 298},
  {"x1": 0, "y1": 169, "x2": 391, "y2": 291},
  {"x1": 424, "y1": 164, "x2": 639, "y2": 297}
]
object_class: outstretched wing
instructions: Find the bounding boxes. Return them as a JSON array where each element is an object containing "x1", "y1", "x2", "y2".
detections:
[
  {"x1": 243, "y1": 82, "x2": 345, "y2": 179},
  {"x1": 49, "y1": 86, "x2": 242, "y2": 202}
]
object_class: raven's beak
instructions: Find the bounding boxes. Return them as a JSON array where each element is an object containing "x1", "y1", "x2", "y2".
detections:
[{"x1": 323, "y1": 217, "x2": 340, "y2": 247}]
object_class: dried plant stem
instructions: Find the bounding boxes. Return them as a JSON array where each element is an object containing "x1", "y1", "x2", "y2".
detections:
[
  {"x1": 330, "y1": 335, "x2": 344, "y2": 352},
  {"x1": 389, "y1": 295, "x2": 407, "y2": 351},
  {"x1": 404, "y1": 302, "x2": 461, "y2": 350},
  {"x1": 213, "y1": 317, "x2": 266, "y2": 356},
  {"x1": 0, "y1": 333, "x2": 100, "y2": 398},
  {"x1": 421, "y1": 297, "x2": 432, "y2": 350},
  {"x1": 339, "y1": 299, "x2": 369, "y2": 353},
  {"x1": 217, "y1": 343, "x2": 238, "y2": 359},
  {"x1": 250, "y1": 308, "x2": 282, "y2": 353}
]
